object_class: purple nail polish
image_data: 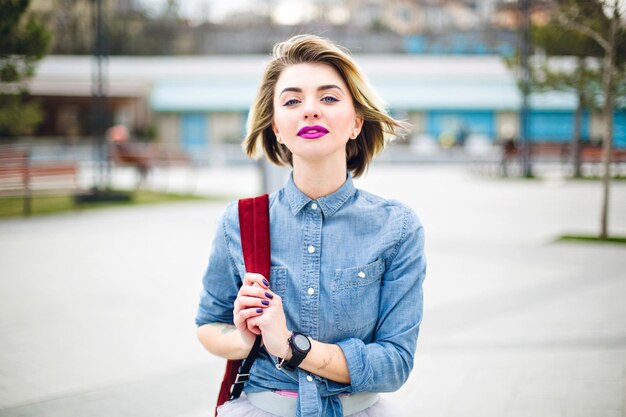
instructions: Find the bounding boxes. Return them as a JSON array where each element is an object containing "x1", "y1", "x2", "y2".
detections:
[
  {"x1": 256, "y1": 308, "x2": 263, "y2": 313},
  {"x1": 265, "y1": 292, "x2": 274, "y2": 299},
  {"x1": 262, "y1": 278, "x2": 270, "y2": 286},
  {"x1": 261, "y1": 300, "x2": 270, "y2": 306}
]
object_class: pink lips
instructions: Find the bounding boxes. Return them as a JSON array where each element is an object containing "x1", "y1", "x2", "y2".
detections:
[{"x1": 297, "y1": 125, "x2": 329, "y2": 139}]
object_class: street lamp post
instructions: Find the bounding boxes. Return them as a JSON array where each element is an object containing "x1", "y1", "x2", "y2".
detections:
[
  {"x1": 76, "y1": 0, "x2": 130, "y2": 204},
  {"x1": 92, "y1": 0, "x2": 108, "y2": 190},
  {"x1": 519, "y1": 0, "x2": 533, "y2": 177}
]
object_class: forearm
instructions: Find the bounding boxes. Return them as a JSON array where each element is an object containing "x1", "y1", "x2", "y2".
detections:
[
  {"x1": 298, "y1": 339, "x2": 350, "y2": 384},
  {"x1": 196, "y1": 322, "x2": 251, "y2": 360}
]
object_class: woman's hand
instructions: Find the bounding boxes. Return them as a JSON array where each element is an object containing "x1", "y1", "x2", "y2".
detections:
[
  {"x1": 246, "y1": 288, "x2": 291, "y2": 359},
  {"x1": 233, "y1": 273, "x2": 272, "y2": 349}
]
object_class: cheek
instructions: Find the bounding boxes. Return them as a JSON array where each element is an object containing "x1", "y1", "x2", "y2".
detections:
[
  {"x1": 272, "y1": 108, "x2": 291, "y2": 133},
  {"x1": 334, "y1": 109, "x2": 358, "y2": 133}
]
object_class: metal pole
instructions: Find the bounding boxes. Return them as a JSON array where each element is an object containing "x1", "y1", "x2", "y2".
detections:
[
  {"x1": 92, "y1": 0, "x2": 108, "y2": 189},
  {"x1": 519, "y1": 0, "x2": 533, "y2": 177}
]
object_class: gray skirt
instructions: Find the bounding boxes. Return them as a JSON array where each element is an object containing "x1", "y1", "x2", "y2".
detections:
[{"x1": 217, "y1": 394, "x2": 396, "y2": 417}]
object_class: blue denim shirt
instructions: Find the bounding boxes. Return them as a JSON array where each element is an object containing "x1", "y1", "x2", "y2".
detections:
[{"x1": 196, "y1": 173, "x2": 426, "y2": 417}]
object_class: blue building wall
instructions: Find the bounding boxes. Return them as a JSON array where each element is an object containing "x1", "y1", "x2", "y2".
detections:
[
  {"x1": 422, "y1": 109, "x2": 625, "y2": 148},
  {"x1": 528, "y1": 111, "x2": 591, "y2": 142},
  {"x1": 404, "y1": 33, "x2": 516, "y2": 57},
  {"x1": 180, "y1": 113, "x2": 208, "y2": 152},
  {"x1": 614, "y1": 112, "x2": 626, "y2": 148},
  {"x1": 426, "y1": 110, "x2": 495, "y2": 144}
]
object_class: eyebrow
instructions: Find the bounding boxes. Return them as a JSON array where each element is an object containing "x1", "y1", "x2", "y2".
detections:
[{"x1": 279, "y1": 84, "x2": 344, "y2": 96}]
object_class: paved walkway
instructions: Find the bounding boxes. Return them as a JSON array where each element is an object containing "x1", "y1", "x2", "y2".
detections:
[{"x1": 0, "y1": 163, "x2": 625, "y2": 417}]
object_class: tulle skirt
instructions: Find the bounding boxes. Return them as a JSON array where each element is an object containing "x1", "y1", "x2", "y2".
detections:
[{"x1": 216, "y1": 394, "x2": 396, "y2": 417}]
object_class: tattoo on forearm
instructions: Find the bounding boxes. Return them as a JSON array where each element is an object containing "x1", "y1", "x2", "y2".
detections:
[
  {"x1": 317, "y1": 345, "x2": 337, "y2": 371},
  {"x1": 209, "y1": 323, "x2": 236, "y2": 334}
]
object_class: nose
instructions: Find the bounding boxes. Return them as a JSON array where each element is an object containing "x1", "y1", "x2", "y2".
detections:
[{"x1": 303, "y1": 100, "x2": 320, "y2": 120}]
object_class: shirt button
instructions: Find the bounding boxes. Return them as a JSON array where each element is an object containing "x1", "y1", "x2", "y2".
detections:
[
  {"x1": 311, "y1": 203, "x2": 318, "y2": 210},
  {"x1": 358, "y1": 271, "x2": 366, "y2": 279},
  {"x1": 307, "y1": 287, "x2": 315, "y2": 295},
  {"x1": 306, "y1": 375, "x2": 313, "y2": 382},
  {"x1": 307, "y1": 245, "x2": 315, "y2": 254}
]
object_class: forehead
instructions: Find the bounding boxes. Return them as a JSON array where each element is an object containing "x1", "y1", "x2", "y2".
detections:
[{"x1": 275, "y1": 63, "x2": 348, "y2": 93}]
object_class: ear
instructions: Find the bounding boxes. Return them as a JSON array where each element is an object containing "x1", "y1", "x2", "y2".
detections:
[{"x1": 350, "y1": 114, "x2": 364, "y2": 140}]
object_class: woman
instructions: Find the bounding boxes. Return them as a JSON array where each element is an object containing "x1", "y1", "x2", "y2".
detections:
[{"x1": 196, "y1": 35, "x2": 426, "y2": 417}]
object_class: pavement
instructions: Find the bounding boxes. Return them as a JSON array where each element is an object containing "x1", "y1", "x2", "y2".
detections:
[{"x1": 0, "y1": 162, "x2": 625, "y2": 417}]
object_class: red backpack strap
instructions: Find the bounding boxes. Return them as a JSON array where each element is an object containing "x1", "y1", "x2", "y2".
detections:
[
  {"x1": 215, "y1": 194, "x2": 270, "y2": 415},
  {"x1": 238, "y1": 194, "x2": 271, "y2": 280}
]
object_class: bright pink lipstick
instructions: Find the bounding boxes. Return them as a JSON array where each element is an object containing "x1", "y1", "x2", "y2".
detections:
[{"x1": 297, "y1": 125, "x2": 329, "y2": 139}]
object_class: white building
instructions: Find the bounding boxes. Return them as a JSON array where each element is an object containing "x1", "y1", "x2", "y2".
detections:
[{"x1": 27, "y1": 54, "x2": 625, "y2": 163}]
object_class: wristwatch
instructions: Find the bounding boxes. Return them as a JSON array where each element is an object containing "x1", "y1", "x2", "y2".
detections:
[{"x1": 277, "y1": 332, "x2": 311, "y2": 371}]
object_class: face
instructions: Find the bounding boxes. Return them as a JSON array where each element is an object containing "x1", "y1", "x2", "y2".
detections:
[{"x1": 272, "y1": 63, "x2": 363, "y2": 168}]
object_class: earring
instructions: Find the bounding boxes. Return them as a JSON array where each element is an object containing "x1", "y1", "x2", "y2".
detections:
[{"x1": 276, "y1": 135, "x2": 282, "y2": 144}]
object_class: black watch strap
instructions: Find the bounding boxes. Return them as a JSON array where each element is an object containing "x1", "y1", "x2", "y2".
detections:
[{"x1": 283, "y1": 332, "x2": 311, "y2": 371}]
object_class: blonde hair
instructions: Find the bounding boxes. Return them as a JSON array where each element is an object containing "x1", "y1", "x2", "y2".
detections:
[{"x1": 243, "y1": 34, "x2": 409, "y2": 178}]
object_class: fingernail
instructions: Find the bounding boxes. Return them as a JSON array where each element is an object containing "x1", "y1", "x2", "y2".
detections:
[
  {"x1": 262, "y1": 278, "x2": 270, "y2": 286},
  {"x1": 256, "y1": 308, "x2": 263, "y2": 313},
  {"x1": 265, "y1": 292, "x2": 274, "y2": 299},
  {"x1": 261, "y1": 300, "x2": 270, "y2": 306}
]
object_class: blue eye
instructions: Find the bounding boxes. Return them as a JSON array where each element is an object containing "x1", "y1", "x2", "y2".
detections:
[
  {"x1": 321, "y1": 96, "x2": 338, "y2": 103},
  {"x1": 284, "y1": 98, "x2": 300, "y2": 106}
]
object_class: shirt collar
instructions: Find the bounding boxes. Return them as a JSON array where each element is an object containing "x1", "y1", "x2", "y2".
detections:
[{"x1": 285, "y1": 172, "x2": 356, "y2": 218}]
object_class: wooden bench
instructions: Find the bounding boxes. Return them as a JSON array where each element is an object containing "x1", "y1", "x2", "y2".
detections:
[
  {"x1": 0, "y1": 146, "x2": 81, "y2": 215},
  {"x1": 486, "y1": 141, "x2": 626, "y2": 177},
  {"x1": 108, "y1": 141, "x2": 192, "y2": 188},
  {"x1": 579, "y1": 147, "x2": 626, "y2": 176}
]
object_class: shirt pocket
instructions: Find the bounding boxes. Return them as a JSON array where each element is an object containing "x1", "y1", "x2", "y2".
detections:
[
  {"x1": 332, "y1": 258, "x2": 384, "y2": 333},
  {"x1": 238, "y1": 265, "x2": 288, "y2": 300}
]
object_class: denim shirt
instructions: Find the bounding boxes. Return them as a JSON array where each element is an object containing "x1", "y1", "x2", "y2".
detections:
[{"x1": 196, "y1": 173, "x2": 426, "y2": 417}]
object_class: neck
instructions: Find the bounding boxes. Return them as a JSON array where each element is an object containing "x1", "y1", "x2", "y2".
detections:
[{"x1": 292, "y1": 156, "x2": 347, "y2": 200}]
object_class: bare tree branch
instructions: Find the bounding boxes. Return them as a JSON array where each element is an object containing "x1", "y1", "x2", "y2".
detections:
[{"x1": 556, "y1": 7, "x2": 611, "y2": 52}]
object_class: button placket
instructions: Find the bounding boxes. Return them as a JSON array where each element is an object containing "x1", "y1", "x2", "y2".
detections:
[{"x1": 301, "y1": 203, "x2": 322, "y2": 339}]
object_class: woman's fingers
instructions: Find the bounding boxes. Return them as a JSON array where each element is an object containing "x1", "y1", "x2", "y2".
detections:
[
  {"x1": 234, "y1": 306, "x2": 264, "y2": 328},
  {"x1": 233, "y1": 273, "x2": 275, "y2": 336},
  {"x1": 238, "y1": 284, "x2": 271, "y2": 300},
  {"x1": 237, "y1": 306, "x2": 265, "y2": 321},
  {"x1": 243, "y1": 273, "x2": 270, "y2": 289},
  {"x1": 234, "y1": 295, "x2": 271, "y2": 313}
]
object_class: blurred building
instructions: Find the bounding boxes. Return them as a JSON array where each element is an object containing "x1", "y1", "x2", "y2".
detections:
[
  {"x1": 26, "y1": 54, "x2": 626, "y2": 163},
  {"x1": 27, "y1": 0, "x2": 527, "y2": 56}
]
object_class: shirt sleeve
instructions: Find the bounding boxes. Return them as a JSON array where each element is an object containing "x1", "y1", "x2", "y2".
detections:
[
  {"x1": 337, "y1": 207, "x2": 426, "y2": 392},
  {"x1": 195, "y1": 203, "x2": 242, "y2": 327}
]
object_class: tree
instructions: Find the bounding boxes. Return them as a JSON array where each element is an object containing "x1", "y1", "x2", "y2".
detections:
[
  {"x1": 532, "y1": 14, "x2": 605, "y2": 177},
  {"x1": 0, "y1": 0, "x2": 51, "y2": 137},
  {"x1": 551, "y1": 0, "x2": 626, "y2": 239}
]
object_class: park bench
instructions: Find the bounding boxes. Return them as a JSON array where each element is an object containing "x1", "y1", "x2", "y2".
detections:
[
  {"x1": 0, "y1": 145, "x2": 82, "y2": 215},
  {"x1": 482, "y1": 141, "x2": 626, "y2": 177},
  {"x1": 579, "y1": 146, "x2": 626, "y2": 176},
  {"x1": 108, "y1": 141, "x2": 192, "y2": 189}
]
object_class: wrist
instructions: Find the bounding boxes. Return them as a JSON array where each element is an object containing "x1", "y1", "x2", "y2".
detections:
[
  {"x1": 276, "y1": 331, "x2": 312, "y2": 371},
  {"x1": 283, "y1": 330, "x2": 293, "y2": 360}
]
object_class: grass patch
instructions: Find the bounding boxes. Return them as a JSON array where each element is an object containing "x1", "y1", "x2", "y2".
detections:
[
  {"x1": 557, "y1": 234, "x2": 626, "y2": 245},
  {"x1": 569, "y1": 175, "x2": 626, "y2": 181},
  {"x1": 0, "y1": 189, "x2": 228, "y2": 219}
]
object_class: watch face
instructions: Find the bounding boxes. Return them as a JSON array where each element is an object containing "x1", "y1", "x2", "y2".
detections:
[{"x1": 293, "y1": 333, "x2": 310, "y2": 351}]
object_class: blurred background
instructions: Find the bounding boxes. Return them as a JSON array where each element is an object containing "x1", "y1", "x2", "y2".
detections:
[
  {"x1": 2, "y1": 0, "x2": 624, "y2": 175},
  {"x1": 1, "y1": 1, "x2": 625, "y2": 417}
]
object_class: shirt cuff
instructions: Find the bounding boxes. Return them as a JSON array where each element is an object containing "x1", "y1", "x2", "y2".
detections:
[{"x1": 336, "y1": 338, "x2": 373, "y2": 392}]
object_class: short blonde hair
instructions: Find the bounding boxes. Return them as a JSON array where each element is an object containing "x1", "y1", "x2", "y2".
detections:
[{"x1": 243, "y1": 34, "x2": 409, "y2": 178}]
